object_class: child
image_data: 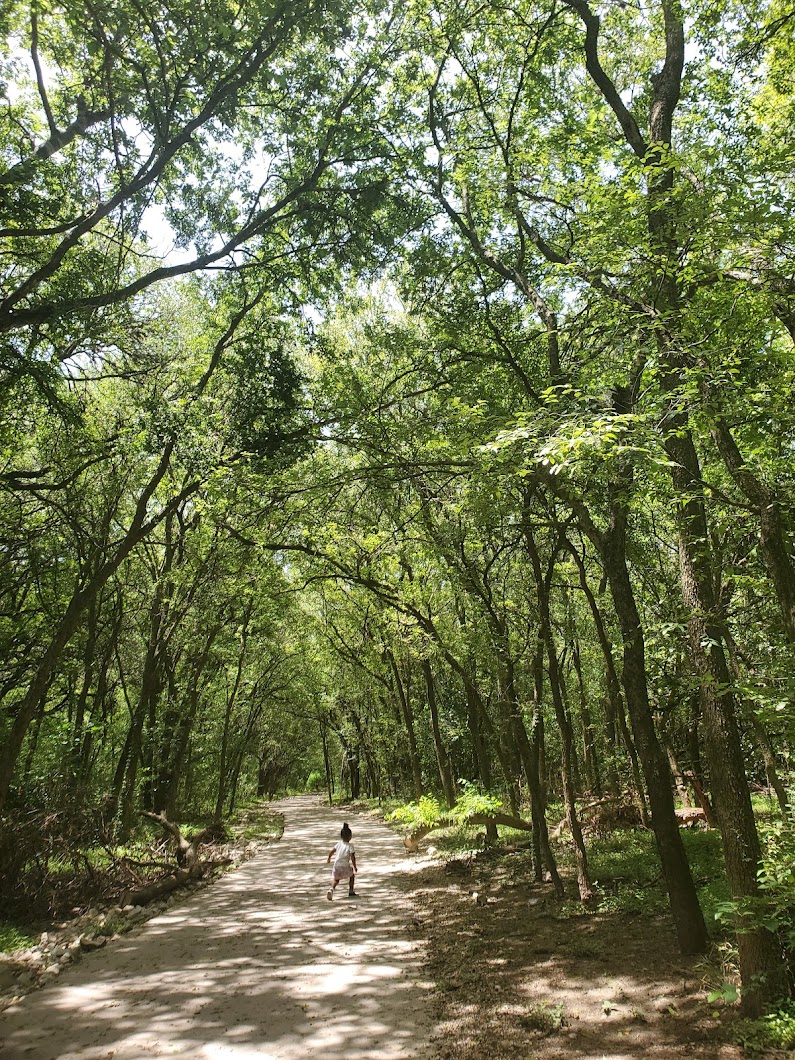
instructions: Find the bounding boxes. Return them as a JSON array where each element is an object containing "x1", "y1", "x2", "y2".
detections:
[{"x1": 326, "y1": 822, "x2": 357, "y2": 899}]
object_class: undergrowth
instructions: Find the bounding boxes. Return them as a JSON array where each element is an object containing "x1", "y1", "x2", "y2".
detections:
[
  {"x1": 0, "y1": 799, "x2": 283, "y2": 946},
  {"x1": 0, "y1": 923, "x2": 37, "y2": 954},
  {"x1": 735, "y1": 1000, "x2": 795, "y2": 1053}
]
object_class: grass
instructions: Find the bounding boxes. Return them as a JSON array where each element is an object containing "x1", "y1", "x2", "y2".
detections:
[
  {"x1": 229, "y1": 806, "x2": 284, "y2": 844},
  {"x1": 0, "y1": 923, "x2": 37, "y2": 954}
]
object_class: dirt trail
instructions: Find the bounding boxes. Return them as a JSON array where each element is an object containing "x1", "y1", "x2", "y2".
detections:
[{"x1": 0, "y1": 796, "x2": 432, "y2": 1060}]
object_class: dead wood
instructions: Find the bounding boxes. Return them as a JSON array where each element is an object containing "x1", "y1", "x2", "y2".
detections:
[
  {"x1": 125, "y1": 811, "x2": 221, "y2": 906},
  {"x1": 403, "y1": 812, "x2": 534, "y2": 851},
  {"x1": 142, "y1": 810, "x2": 208, "y2": 868},
  {"x1": 674, "y1": 806, "x2": 707, "y2": 827},
  {"x1": 121, "y1": 864, "x2": 205, "y2": 906}
]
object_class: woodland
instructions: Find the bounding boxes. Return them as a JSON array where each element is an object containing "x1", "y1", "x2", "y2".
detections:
[{"x1": 1, "y1": 0, "x2": 794, "y2": 1043}]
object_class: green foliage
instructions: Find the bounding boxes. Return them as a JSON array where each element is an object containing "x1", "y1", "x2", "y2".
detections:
[
  {"x1": 0, "y1": 923, "x2": 36, "y2": 954},
  {"x1": 757, "y1": 818, "x2": 795, "y2": 952},
  {"x1": 388, "y1": 785, "x2": 503, "y2": 830},
  {"x1": 448, "y1": 782, "x2": 503, "y2": 821},
  {"x1": 517, "y1": 1001, "x2": 567, "y2": 1035},
  {"x1": 388, "y1": 795, "x2": 445, "y2": 829},
  {"x1": 736, "y1": 1000, "x2": 795, "y2": 1053},
  {"x1": 707, "y1": 982, "x2": 739, "y2": 1005},
  {"x1": 305, "y1": 771, "x2": 325, "y2": 792}
]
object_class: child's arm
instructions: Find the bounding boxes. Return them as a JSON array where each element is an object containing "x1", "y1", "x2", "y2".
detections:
[
  {"x1": 352, "y1": 853, "x2": 357, "y2": 872},
  {"x1": 326, "y1": 846, "x2": 336, "y2": 863}
]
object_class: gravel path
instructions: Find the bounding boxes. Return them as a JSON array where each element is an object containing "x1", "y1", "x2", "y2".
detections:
[{"x1": 0, "y1": 796, "x2": 433, "y2": 1060}]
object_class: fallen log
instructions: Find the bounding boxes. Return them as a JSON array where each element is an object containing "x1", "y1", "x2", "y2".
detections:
[
  {"x1": 403, "y1": 812, "x2": 533, "y2": 851},
  {"x1": 121, "y1": 811, "x2": 222, "y2": 906},
  {"x1": 674, "y1": 806, "x2": 707, "y2": 828},
  {"x1": 121, "y1": 864, "x2": 204, "y2": 906}
]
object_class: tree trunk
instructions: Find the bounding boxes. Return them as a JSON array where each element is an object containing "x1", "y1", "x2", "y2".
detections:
[
  {"x1": 422, "y1": 658, "x2": 456, "y2": 808},
  {"x1": 387, "y1": 650, "x2": 423, "y2": 800},
  {"x1": 571, "y1": 635, "x2": 602, "y2": 796},
  {"x1": 709, "y1": 415, "x2": 795, "y2": 642},
  {"x1": 524, "y1": 531, "x2": 592, "y2": 901},
  {"x1": 527, "y1": 636, "x2": 565, "y2": 895},
  {"x1": 600, "y1": 533, "x2": 709, "y2": 953},
  {"x1": 321, "y1": 721, "x2": 334, "y2": 806},
  {"x1": 661, "y1": 408, "x2": 787, "y2": 1009},
  {"x1": 566, "y1": 541, "x2": 646, "y2": 815}
]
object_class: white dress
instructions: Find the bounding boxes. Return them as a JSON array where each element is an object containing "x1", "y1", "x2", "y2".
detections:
[{"x1": 331, "y1": 840, "x2": 355, "y2": 880}]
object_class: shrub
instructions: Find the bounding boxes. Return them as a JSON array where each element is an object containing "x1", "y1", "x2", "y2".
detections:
[{"x1": 736, "y1": 1000, "x2": 795, "y2": 1053}]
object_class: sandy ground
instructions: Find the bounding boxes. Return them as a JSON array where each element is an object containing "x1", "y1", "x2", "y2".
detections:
[
  {"x1": 402, "y1": 854, "x2": 745, "y2": 1060},
  {"x1": 0, "y1": 796, "x2": 433, "y2": 1060}
]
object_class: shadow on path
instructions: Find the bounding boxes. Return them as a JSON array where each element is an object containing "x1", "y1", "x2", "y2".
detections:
[{"x1": 0, "y1": 796, "x2": 432, "y2": 1060}]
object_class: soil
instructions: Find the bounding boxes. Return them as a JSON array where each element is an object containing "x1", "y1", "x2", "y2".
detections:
[
  {"x1": 0, "y1": 798, "x2": 758, "y2": 1060},
  {"x1": 0, "y1": 796, "x2": 432, "y2": 1060},
  {"x1": 396, "y1": 845, "x2": 747, "y2": 1060}
]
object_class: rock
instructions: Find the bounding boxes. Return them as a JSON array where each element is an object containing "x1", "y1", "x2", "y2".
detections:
[
  {"x1": 80, "y1": 937, "x2": 107, "y2": 951},
  {"x1": 39, "y1": 932, "x2": 49, "y2": 945},
  {"x1": 59, "y1": 953, "x2": 72, "y2": 965},
  {"x1": 50, "y1": 946, "x2": 66, "y2": 959},
  {"x1": 40, "y1": 965, "x2": 60, "y2": 979},
  {"x1": 0, "y1": 966, "x2": 18, "y2": 991}
]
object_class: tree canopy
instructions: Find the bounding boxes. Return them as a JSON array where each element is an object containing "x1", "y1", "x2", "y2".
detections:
[{"x1": 1, "y1": 0, "x2": 795, "y2": 1018}]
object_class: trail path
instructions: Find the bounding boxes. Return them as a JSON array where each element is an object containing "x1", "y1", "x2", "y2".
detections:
[{"x1": 0, "y1": 796, "x2": 432, "y2": 1060}]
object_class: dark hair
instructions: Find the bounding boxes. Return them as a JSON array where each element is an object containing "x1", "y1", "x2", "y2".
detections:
[{"x1": 340, "y1": 822, "x2": 352, "y2": 842}]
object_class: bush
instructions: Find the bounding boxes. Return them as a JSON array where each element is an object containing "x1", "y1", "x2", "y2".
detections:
[
  {"x1": 305, "y1": 771, "x2": 325, "y2": 792},
  {"x1": 388, "y1": 795, "x2": 445, "y2": 829},
  {"x1": 736, "y1": 1000, "x2": 795, "y2": 1053},
  {"x1": 387, "y1": 785, "x2": 504, "y2": 831}
]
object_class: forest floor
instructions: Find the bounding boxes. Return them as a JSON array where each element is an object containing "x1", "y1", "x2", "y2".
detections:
[
  {"x1": 0, "y1": 795, "x2": 432, "y2": 1060},
  {"x1": 395, "y1": 841, "x2": 750, "y2": 1060},
  {"x1": 0, "y1": 797, "x2": 772, "y2": 1059}
]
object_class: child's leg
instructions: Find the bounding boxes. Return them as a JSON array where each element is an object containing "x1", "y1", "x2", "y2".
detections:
[{"x1": 348, "y1": 873, "x2": 356, "y2": 894}]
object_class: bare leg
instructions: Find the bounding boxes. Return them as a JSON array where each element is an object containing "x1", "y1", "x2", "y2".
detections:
[{"x1": 348, "y1": 874, "x2": 356, "y2": 896}]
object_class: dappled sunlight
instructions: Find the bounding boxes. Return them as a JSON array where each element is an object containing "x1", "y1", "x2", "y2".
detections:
[
  {"x1": 0, "y1": 797, "x2": 432, "y2": 1060},
  {"x1": 406, "y1": 855, "x2": 742, "y2": 1060}
]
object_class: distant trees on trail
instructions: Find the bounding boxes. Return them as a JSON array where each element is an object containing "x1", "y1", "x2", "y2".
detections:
[{"x1": 1, "y1": 0, "x2": 794, "y2": 1016}]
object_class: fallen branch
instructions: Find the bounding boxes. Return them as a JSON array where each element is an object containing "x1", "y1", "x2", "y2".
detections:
[
  {"x1": 121, "y1": 811, "x2": 221, "y2": 906},
  {"x1": 121, "y1": 864, "x2": 204, "y2": 906},
  {"x1": 403, "y1": 812, "x2": 534, "y2": 851}
]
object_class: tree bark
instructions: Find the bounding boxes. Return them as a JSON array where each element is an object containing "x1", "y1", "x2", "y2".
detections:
[
  {"x1": 387, "y1": 650, "x2": 424, "y2": 800},
  {"x1": 524, "y1": 530, "x2": 592, "y2": 901},
  {"x1": 422, "y1": 658, "x2": 457, "y2": 808}
]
